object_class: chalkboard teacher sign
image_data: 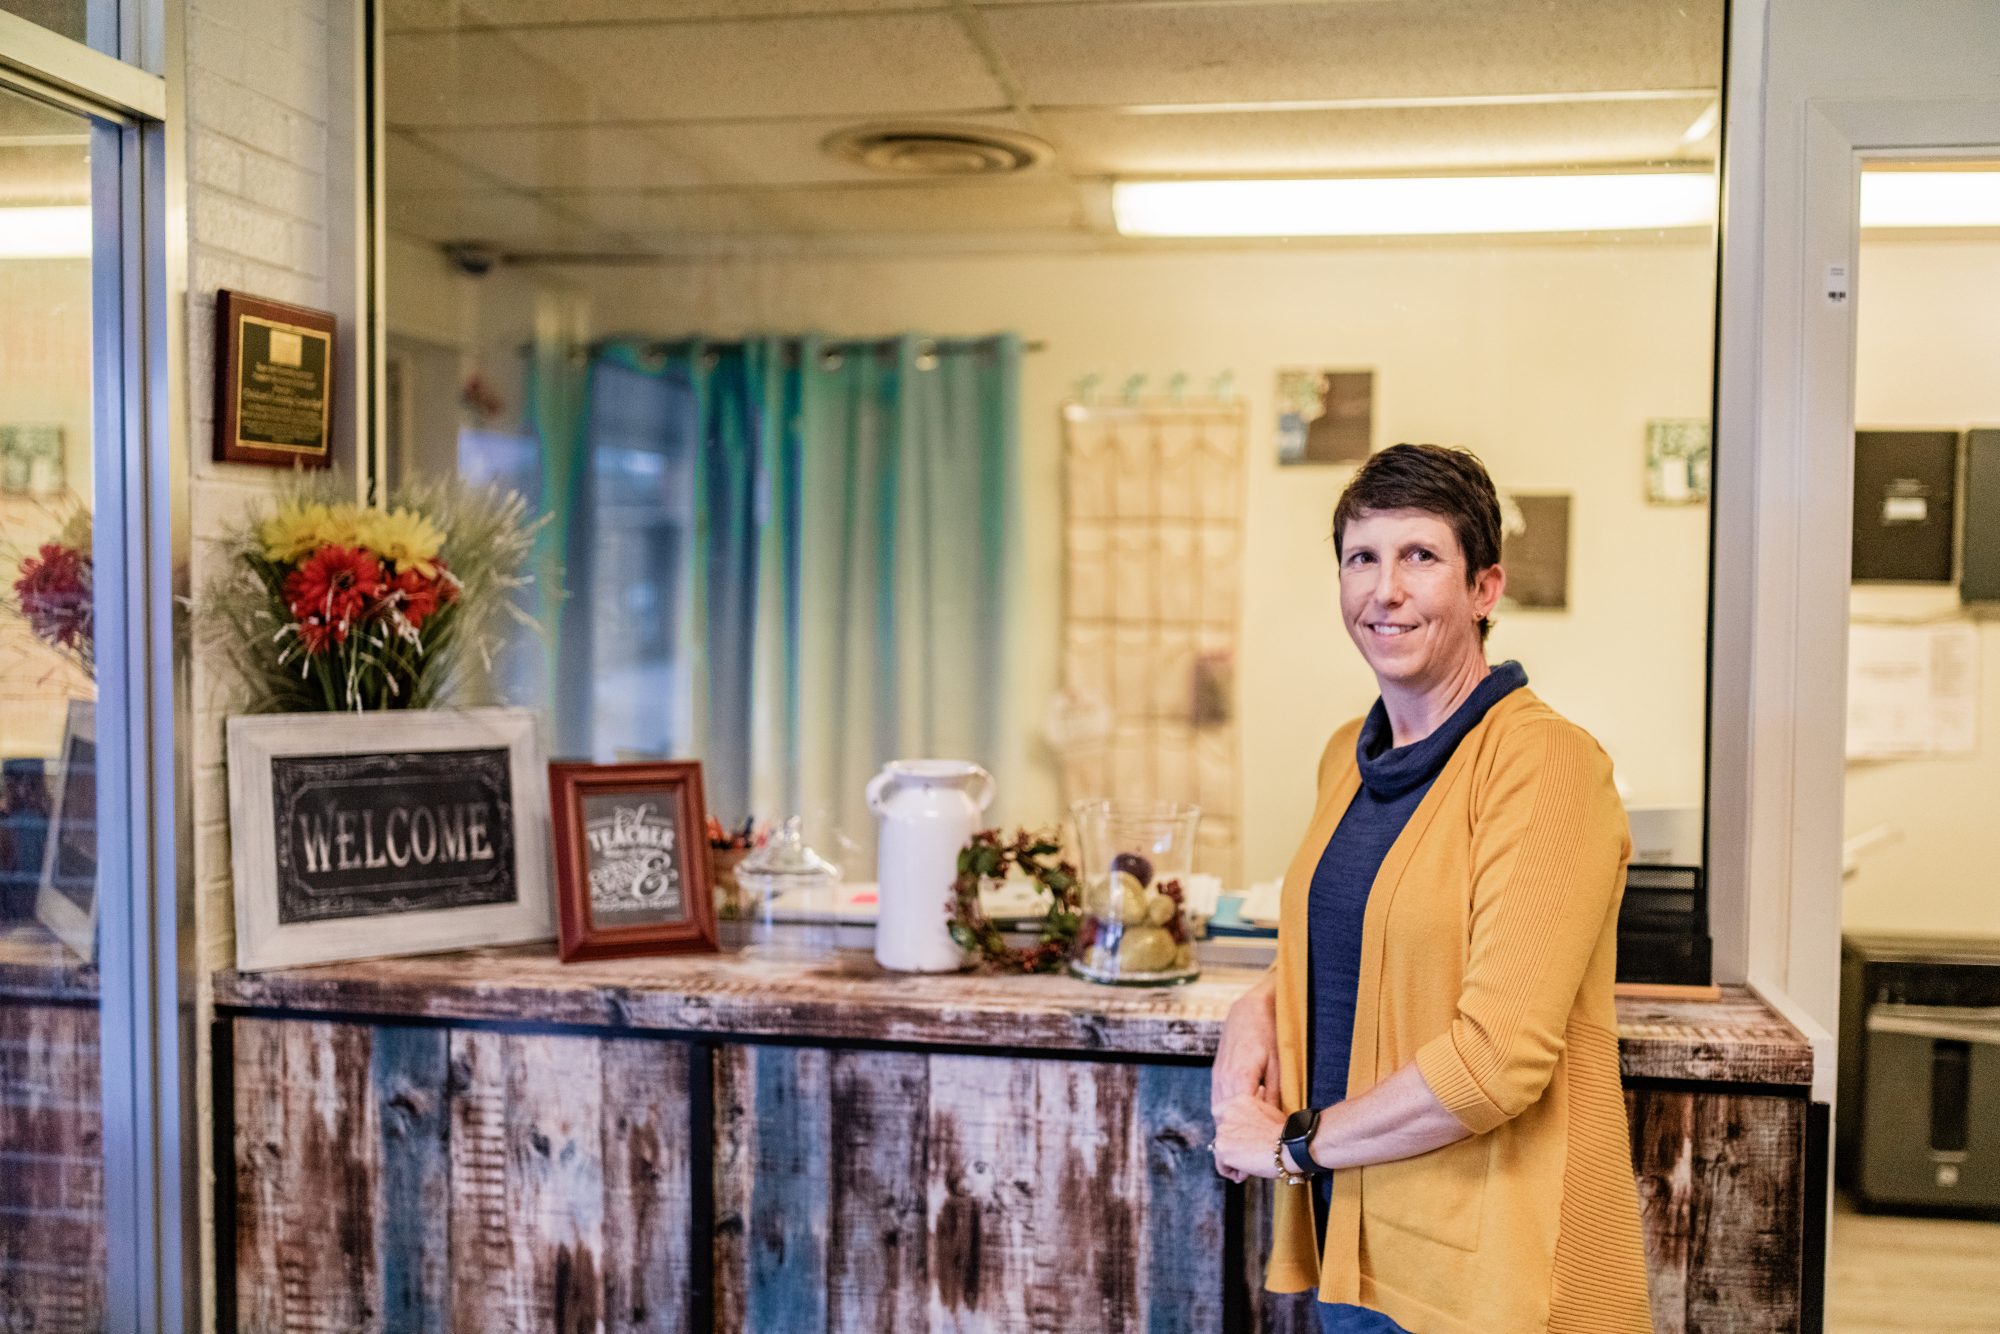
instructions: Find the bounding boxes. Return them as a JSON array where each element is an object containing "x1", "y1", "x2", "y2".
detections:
[
  {"x1": 548, "y1": 761, "x2": 718, "y2": 962},
  {"x1": 226, "y1": 708, "x2": 551, "y2": 972}
]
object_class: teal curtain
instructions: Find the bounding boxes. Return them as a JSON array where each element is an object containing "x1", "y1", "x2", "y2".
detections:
[{"x1": 535, "y1": 333, "x2": 1017, "y2": 848}]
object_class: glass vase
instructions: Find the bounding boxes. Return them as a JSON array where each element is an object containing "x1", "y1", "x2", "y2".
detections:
[{"x1": 1069, "y1": 800, "x2": 1202, "y2": 986}]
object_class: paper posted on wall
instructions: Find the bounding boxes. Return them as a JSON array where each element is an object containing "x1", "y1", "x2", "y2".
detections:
[{"x1": 1846, "y1": 621, "x2": 1978, "y2": 759}]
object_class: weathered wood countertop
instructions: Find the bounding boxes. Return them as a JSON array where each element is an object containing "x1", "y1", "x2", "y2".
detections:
[
  {"x1": 212, "y1": 943, "x2": 1812, "y2": 1085},
  {"x1": 0, "y1": 922, "x2": 96, "y2": 1003}
]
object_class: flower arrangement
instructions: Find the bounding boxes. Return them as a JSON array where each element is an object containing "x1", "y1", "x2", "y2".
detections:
[
  {"x1": 203, "y1": 477, "x2": 541, "y2": 712},
  {"x1": 6, "y1": 507, "x2": 93, "y2": 674}
]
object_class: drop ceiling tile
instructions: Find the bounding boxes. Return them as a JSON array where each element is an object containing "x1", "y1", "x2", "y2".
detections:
[
  {"x1": 546, "y1": 189, "x2": 792, "y2": 237},
  {"x1": 1046, "y1": 98, "x2": 1718, "y2": 177},
  {"x1": 386, "y1": 132, "x2": 498, "y2": 195},
  {"x1": 386, "y1": 30, "x2": 611, "y2": 127},
  {"x1": 382, "y1": 0, "x2": 479, "y2": 30},
  {"x1": 981, "y1": 0, "x2": 1722, "y2": 108},
  {"x1": 764, "y1": 179, "x2": 1083, "y2": 233},
  {"x1": 387, "y1": 0, "x2": 941, "y2": 30},
  {"x1": 525, "y1": 13, "x2": 1006, "y2": 121},
  {"x1": 386, "y1": 189, "x2": 624, "y2": 247},
  {"x1": 667, "y1": 112, "x2": 1037, "y2": 186},
  {"x1": 417, "y1": 125, "x2": 718, "y2": 190}
]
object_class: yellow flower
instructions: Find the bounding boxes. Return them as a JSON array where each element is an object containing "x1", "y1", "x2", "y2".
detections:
[
  {"x1": 55, "y1": 508, "x2": 92, "y2": 554},
  {"x1": 260, "y1": 501, "x2": 364, "y2": 562},
  {"x1": 355, "y1": 505, "x2": 446, "y2": 576}
]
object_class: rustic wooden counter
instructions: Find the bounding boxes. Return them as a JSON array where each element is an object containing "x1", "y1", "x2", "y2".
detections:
[
  {"x1": 212, "y1": 943, "x2": 1811, "y2": 1083},
  {"x1": 213, "y1": 945, "x2": 1815, "y2": 1334},
  {"x1": 0, "y1": 922, "x2": 105, "y2": 1329}
]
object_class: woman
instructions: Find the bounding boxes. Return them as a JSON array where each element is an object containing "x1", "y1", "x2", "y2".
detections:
[{"x1": 1210, "y1": 444, "x2": 1652, "y2": 1333}]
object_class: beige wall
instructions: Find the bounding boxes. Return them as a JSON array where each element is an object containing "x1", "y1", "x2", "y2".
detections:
[
  {"x1": 571, "y1": 240, "x2": 1717, "y2": 880},
  {"x1": 0, "y1": 256, "x2": 93, "y2": 757},
  {"x1": 1843, "y1": 237, "x2": 2000, "y2": 937},
  {"x1": 0, "y1": 258, "x2": 93, "y2": 495}
]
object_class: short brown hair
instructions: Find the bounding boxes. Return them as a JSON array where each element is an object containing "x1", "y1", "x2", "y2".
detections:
[{"x1": 1332, "y1": 443, "x2": 1503, "y2": 641}]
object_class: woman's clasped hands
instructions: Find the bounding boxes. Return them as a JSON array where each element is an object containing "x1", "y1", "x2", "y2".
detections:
[{"x1": 1208, "y1": 971, "x2": 1289, "y2": 1183}]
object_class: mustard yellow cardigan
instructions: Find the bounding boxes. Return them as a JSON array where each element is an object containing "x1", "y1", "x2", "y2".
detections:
[{"x1": 1269, "y1": 687, "x2": 1653, "y2": 1334}]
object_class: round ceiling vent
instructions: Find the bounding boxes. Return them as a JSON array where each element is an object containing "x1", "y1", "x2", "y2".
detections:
[{"x1": 821, "y1": 124, "x2": 1052, "y2": 177}]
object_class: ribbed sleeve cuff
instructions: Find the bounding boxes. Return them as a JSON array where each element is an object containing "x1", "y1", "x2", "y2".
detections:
[
  {"x1": 1264, "y1": 1184, "x2": 1321, "y2": 1293},
  {"x1": 1263, "y1": 1259, "x2": 1317, "y2": 1295},
  {"x1": 1416, "y1": 1031, "x2": 1508, "y2": 1135}
]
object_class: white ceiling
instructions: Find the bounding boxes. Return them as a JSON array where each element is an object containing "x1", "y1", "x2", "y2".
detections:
[
  {"x1": 0, "y1": 87, "x2": 91, "y2": 207},
  {"x1": 381, "y1": 0, "x2": 1725, "y2": 260}
]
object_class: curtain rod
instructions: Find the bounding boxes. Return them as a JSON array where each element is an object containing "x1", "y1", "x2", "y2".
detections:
[
  {"x1": 600, "y1": 334, "x2": 1045, "y2": 356},
  {"x1": 518, "y1": 335, "x2": 1047, "y2": 363}
]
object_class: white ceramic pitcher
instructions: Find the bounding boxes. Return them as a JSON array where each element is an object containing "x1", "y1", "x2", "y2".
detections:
[{"x1": 867, "y1": 759, "x2": 994, "y2": 972}]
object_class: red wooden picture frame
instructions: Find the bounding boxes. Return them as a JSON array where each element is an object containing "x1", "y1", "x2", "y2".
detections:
[{"x1": 548, "y1": 761, "x2": 718, "y2": 962}]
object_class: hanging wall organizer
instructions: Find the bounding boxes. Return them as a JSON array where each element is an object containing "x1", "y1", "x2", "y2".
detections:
[{"x1": 1058, "y1": 396, "x2": 1247, "y2": 884}]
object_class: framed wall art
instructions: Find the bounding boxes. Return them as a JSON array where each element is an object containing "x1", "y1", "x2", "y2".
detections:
[
  {"x1": 1276, "y1": 368, "x2": 1373, "y2": 465},
  {"x1": 1500, "y1": 492, "x2": 1572, "y2": 610},
  {"x1": 1852, "y1": 429, "x2": 1958, "y2": 584},
  {"x1": 548, "y1": 760, "x2": 718, "y2": 962},
  {"x1": 34, "y1": 700, "x2": 97, "y2": 959},
  {"x1": 1644, "y1": 418, "x2": 1711, "y2": 505},
  {"x1": 0, "y1": 424, "x2": 64, "y2": 495},
  {"x1": 226, "y1": 707, "x2": 551, "y2": 971}
]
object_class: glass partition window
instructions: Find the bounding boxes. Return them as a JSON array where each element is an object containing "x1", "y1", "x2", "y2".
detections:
[
  {"x1": 380, "y1": 0, "x2": 1723, "y2": 882},
  {"x1": 0, "y1": 81, "x2": 106, "y2": 1325}
]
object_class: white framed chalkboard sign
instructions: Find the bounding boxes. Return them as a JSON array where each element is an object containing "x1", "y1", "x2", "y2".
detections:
[
  {"x1": 226, "y1": 707, "x2": 552, "y2": 972},
  {"x1": 35, "y1": 699, "x2": 98, "y2": 960}
]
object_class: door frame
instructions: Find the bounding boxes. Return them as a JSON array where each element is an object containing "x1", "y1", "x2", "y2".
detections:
[
  {"x1": 0, "y1": 7, "x2": 192, "y2": 1332},
  {"x1": 1717, "y1": 90, "x2": 2000, "y2": 1056}
]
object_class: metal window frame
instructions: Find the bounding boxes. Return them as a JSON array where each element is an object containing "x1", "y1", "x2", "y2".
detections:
[
  {"x1": 329, "y1": 0, "x2": 386, "y2": 499},
  {"x1": 0, "y1": 5, "x2": 191, "y2": 1332}
]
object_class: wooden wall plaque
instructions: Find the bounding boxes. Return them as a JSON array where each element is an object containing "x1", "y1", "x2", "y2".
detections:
[{"x1": 213, "y1": 289, "x2": 335, "y2": 468}]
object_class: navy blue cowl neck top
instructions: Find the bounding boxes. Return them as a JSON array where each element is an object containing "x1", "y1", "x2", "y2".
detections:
[{"x1": 1306, "y1": 661, "x2": 1528, "y2": 1110}]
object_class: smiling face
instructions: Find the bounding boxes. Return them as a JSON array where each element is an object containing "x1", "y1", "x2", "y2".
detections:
[{"x1": 1337, "y1": 508, "x2": 1506, "y2": 693}]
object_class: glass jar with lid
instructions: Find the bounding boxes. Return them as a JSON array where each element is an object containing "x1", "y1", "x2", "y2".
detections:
[{"x1": 732, "y1": 816, "x2": 843, "y2": 959}]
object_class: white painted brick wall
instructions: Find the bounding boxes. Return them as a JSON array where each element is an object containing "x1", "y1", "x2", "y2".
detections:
[
  {"x1": 181, "y1": 3, "x2": 344, "y2": 1326},
  {"x1": 184, "y1": 0, "x2": 335, "y2": 963}
]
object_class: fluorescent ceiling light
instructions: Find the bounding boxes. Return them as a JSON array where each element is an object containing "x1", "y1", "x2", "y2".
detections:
[
  {"x1": 1112, "y1": 174, "x2": 1717, "y2": 238},
  {"x1": 1860, "y1": 171, "x2": 2000, "y2": 228},
  {"x1": 0, "y1": 205, "x2": 91, "y2": 258},
  {"x1": 1680, "y1": 99, "x2": 1721, "y2": 145}
]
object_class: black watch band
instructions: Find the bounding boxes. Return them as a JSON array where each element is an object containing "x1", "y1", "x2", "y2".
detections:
[{"x1": 1279, "y1": 1107, "x2": 1326, "y2": 1177}]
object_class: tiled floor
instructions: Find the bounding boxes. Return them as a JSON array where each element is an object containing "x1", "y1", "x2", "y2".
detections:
[{"x1": 1827, "y1": 1193, "x2": 2000, "y2": 1332}]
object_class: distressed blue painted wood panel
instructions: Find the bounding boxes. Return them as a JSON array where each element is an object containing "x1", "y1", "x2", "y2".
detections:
[
  {"x1": 746, "y1": 1044, "x2": 831, "y2": 1333},
  {"x1": 373, "y1": 1024, "x2": 451, "y2": 1333},
  {"x1": 1139, "y1": 1062, "x2": 1225, "y2": 1334}
]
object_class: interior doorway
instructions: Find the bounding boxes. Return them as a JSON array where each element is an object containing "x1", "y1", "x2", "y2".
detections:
[{"x1": 1830, "y1": 157, "x2": 2000, "y2": 1333}]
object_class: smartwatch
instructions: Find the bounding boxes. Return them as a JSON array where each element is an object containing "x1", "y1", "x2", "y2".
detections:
[{"x1": 1278, "y1": 1107, "x2": 1326, "y2": 1182}]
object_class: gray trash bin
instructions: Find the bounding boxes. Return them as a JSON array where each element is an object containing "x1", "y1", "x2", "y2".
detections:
[{"x1": 1858, "y1": 1003, "x2": 2000, "y2": 1210}]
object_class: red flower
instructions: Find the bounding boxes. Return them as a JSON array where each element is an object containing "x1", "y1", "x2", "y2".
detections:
[
  {"x1": 283, "y1": 545, "x2": 383, "y2": 627},
  {"x1": 295, "y1": 614, "x2": 342, "y2": 655},
  {"x1": 14, "y1": 542, "x2": 92, "y2": 651},
  {"x1": 392, "y1": 560, "x2": 457, "y2": 629}
]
